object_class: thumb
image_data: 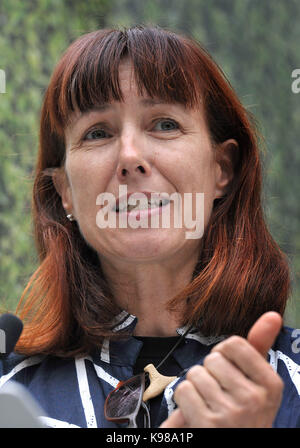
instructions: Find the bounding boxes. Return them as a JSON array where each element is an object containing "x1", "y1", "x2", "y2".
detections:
[{"x1": 247, "y1": 311, "x2": 282, "y2": 358}]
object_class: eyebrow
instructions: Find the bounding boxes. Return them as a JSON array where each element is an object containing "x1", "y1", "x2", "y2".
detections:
[
  {"x1": 140, "y1": 98, "x2": 173, "y2": 107},
  {"x1": 71, "y1": 98, "x2": 181, "y2": 128}
]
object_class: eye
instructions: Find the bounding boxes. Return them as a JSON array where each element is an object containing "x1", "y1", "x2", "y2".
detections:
[
  {"x1": 153, "y1": 119, "x2": 179, "y2": 132},
  {"x1": 84, "y1": 127, "x2": 111, "y2": 140}
]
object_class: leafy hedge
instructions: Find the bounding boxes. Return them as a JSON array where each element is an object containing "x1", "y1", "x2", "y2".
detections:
[{"x1": 0, "y1": 0, "x2": 299, "y2": 327}]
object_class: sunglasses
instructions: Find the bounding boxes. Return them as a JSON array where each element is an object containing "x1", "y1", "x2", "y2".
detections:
[
  {"x1": 104, "y1": 372, "x2": 151, "y2": 428},
  {"x1": 104, "y1": 325, "x2": 192, "y2": 428}
]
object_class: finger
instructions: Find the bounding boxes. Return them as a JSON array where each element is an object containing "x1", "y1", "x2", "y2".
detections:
[
  {"x1": 186, "y1": 364, "x2": 228, "y2": 411},
  {"x1": 247, "y1": 312, "x2": 282, "y2": 358},
  {"x1": 172, "y1": 379, "x2": 214, "y2": 428},
  {"x1": 203, "y1": 352, "x2": 258, "y2": 401},
  {"x1": 159, "y1": 408, "x2": 186, "y2": 428},
  {"x1": 211, "y1": 335, "x2": 277, "y2": 386}
]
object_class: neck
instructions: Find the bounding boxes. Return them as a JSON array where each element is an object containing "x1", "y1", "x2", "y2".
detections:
[{"x1": 98, "y1": 246, "x2": 199, "y2": 337}]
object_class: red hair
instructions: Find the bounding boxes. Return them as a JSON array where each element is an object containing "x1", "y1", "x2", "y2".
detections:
[{"x1": 15, "y1": 25, "x2": 290, "y2": 357}]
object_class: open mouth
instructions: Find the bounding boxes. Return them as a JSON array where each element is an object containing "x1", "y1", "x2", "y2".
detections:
[{"x1": 115, "y1": 198, "x2": 170, "y2": 213}]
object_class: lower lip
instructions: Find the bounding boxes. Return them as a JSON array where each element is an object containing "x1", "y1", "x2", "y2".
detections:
[{"x1": 116, "y1": 202, "x2": 170, "y2": 219}]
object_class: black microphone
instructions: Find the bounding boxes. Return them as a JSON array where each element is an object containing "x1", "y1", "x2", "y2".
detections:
[
  {"x1": 0, "y1": 313, "x2": 23, "y2": 358},
  {"x1": 0, "y1": 314, "x2": 47, "y2": 428}
]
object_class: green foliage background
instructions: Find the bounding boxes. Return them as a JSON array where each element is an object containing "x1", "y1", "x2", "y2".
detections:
[{"x1": 0, "y1": 0, "x2": 299, "y2": 327}]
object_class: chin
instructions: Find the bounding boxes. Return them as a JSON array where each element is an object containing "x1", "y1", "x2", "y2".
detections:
[{"x1": 105, "y1": 229, "x2": 185, "y2": 260}]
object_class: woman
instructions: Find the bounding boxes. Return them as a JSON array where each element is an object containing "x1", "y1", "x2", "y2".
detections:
[{"x1": 0, "y1": 25, "x2": 299, "y2": 428}]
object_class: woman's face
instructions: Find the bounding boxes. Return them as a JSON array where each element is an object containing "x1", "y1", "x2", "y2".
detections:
[{"x1": 57, "y1": 60, "x2": 234, "y2": 264}]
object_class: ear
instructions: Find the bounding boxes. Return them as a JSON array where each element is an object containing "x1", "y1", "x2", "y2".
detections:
[
  {"x1": 214, "y1": 139, "x2": 238, "y2": 198},
  {"x1": 51, "y1": 167, "x2": 74, "y2": 215}
]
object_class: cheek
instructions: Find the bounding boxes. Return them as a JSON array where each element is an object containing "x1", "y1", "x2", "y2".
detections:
[
  {"x1": 172, "y1": 148, "x2": 217, "y2": 226},
  {"x1": 168, "y1": 145, "x2": 216, "y2": 193},
  {"x1": 65, "y1": 154, "x2": 112, "y2": 216}
]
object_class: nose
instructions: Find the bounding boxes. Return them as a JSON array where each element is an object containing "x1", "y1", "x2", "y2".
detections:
[{"x1": 116, "y1": 127, "x2": 152, "y2": 181}]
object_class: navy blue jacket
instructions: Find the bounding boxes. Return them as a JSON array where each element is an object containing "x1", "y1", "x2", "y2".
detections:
[{"x1": 0, "y1": 311, "x2": 299, "y2": 428}]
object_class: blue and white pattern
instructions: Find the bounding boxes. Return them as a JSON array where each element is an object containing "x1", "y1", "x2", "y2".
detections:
[{"x1": 0, "y1": 311, "x2": 299, "y2": 428}]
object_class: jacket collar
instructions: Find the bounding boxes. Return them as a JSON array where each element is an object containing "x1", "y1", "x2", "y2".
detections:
[{"x1": 96, "y1": 310, "x2": 226, "y2": 367}]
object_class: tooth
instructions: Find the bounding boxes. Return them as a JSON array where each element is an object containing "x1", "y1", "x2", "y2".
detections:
[{"x1": 116, "y1": 196, "x2": 170, "y2": 212}]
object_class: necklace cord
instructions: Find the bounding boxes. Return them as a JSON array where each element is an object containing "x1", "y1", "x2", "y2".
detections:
[{"x1": 155, "y1": 324, "x2": 193, "y2": 371}]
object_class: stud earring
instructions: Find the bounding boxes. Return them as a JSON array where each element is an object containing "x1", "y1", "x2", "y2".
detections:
[{"x1": 66, "y1": 213, "x2": 75, "y2": 222}]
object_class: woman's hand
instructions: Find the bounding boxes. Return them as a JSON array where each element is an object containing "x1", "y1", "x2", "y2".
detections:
[{"x1": 160, "y1": 312, "x2": 284, "y2": 428}]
